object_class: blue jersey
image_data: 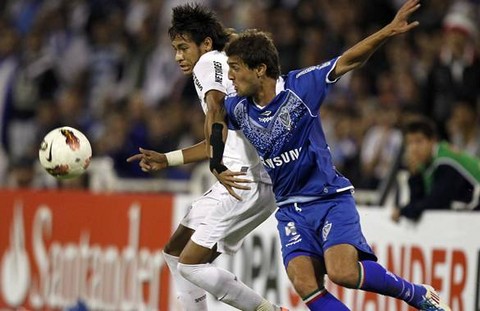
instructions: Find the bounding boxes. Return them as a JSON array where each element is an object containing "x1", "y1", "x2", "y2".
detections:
[{"x1": 225, "y1": 57, "x2": 353, "y2": 205}]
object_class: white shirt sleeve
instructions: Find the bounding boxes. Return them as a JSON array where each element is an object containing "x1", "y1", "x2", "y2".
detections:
[{"x1": 193, "y1": 55, "x2": 228, "y2": 101}]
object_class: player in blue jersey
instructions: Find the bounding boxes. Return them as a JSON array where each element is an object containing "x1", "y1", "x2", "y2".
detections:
[{"x1": 208, "y1": 0, "x2": 451, "y2": 310}]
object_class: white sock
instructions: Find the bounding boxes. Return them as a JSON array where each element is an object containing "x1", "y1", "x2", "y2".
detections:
[
  {"x1": 163, "y1": 251, "x2": 208, "y2": 310},
  {"x1": 178, "y1": 262, "x2": 273, "y2": 311}
]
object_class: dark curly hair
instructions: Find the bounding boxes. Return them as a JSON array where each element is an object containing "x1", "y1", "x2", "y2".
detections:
[
  {"x1": 225, "y1": 29, "x2": 281, "y2": 79},
  {"x1": 168, "y1": 3, "x2": 229, "y2": 51},
  {"x1": 403, "y1": 116, "x2": 438, "y2": 139}
]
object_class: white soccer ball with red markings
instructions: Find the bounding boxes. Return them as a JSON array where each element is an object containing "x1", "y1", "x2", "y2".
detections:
[{"x1": 38, "y1": 126, "x2": 92, "y2": 179}]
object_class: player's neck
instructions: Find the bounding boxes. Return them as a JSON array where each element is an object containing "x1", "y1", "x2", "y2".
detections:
[{"x1": 252, "y1": 78, "x2": 276, "y2": 107}]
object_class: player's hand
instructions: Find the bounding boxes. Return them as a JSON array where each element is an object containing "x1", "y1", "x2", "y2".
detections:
[
  {"x1": 213, "y1": 169, "x2": 252, "y2": 201},
  {"x1": 126, "y1": 147, "x2": 168, "y2": 172},
  {"x1": 388, "y1": 0, "x2": 420, "y2": 36},
  {"x1": 391, "y1": 208, "x2": 401, "y2": 223}
]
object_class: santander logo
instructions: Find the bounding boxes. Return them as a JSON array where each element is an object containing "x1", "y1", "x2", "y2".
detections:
[
  {"x1": 0, "y1": 202, "x2": 165, "y2": 310},
  {"x1": 1, "y1": 202, "x2": 30, "y2": 306}
]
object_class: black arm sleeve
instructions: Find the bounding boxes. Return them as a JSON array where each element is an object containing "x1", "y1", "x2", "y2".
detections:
[{"x1": 209, "y1": 123, "x2": 227, "y2": 174}]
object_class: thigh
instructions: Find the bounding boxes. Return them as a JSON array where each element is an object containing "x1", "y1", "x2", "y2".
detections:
[
  {"x1": 164, "y1": 224, "x2": 195, "y2": 257},
  {"x1": 219, "y1": 182, "x2": 277, "y2": 253},
  {"x1": 322, "y1": 194, "x2": 377, "y2": 261},
  {"x1": 324, "y1": 243, "x2": 359, "y2": 275}
]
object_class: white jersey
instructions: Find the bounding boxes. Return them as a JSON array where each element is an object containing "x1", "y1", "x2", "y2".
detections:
[{"x1": 193, "y1": 50, "x2": 271, "y2": 184}]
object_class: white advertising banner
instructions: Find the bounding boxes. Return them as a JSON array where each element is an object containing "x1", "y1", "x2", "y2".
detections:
[{"x1": 173, "y1": 195, "x2": 480, "y2": 311}]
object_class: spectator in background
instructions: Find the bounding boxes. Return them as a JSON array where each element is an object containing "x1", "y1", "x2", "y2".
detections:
[
  {"x1": 392, "y1": 116, "x2": 480, "y2": 223},
  {"x1": 360, "y1": 106, "x2": 403, "y2": 189},
  {"x1": 1, "y1": 0, "x2": 478, "y2": 191},
  {"x1": 424, "y1": 1, "x2": 480, "y2": 139},
  {"x1": 323, "y1": 105, "x2": 362, "y2": 186},
  {"x1": 0, "y1": 24, "x2": 19, "y2": 158},
  {"x1": 447, "y1": 99, "x2": 480, "y2": 157},
  {"x1": 6, "y1": 155, "x2": 57, "y2": 189}
]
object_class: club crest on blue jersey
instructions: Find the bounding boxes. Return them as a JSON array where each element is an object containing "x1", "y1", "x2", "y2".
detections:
[
  {"x1": 279, "y1": 106, "x2": 291, "y2": 130},
  {"x1": 322, "y1": 221, "x2": 332, "y2": 241}
]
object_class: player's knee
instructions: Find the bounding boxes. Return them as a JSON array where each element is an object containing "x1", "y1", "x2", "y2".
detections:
[
  {"x1": 289, "y1": 273, "x2": 322, "y2": 297},
  {"x1": 177, "y1": 262, "x2": 192, "y2": 280},
  {"x1": 327, "y1": 265, "x2": 358, "y2": 288}
]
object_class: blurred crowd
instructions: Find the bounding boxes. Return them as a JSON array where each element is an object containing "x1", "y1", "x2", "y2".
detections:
[{"x1": 0, "y1": 0, "x2": 479, "y2": 190}]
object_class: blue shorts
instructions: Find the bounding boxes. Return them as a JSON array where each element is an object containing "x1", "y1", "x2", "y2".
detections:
[{"x1": 275, "y1": 191, "x2": 377, "y2": 268}]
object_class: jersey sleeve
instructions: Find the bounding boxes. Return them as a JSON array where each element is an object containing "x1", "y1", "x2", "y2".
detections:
[
  {"x1": 193, "y1": 57, "x2": 228, "y2": 100},
  {"x1": 287, "y1": 56, "x2": 340, "y2": 112}
]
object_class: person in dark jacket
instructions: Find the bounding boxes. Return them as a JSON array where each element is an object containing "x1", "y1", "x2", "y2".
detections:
[{"x1": 392, "y1": 116, "x2": 480, "y2": 222}]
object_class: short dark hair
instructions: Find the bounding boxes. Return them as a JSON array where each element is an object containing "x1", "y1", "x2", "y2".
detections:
[
  {"x1": 168, "y1": 3, "x2": 229, "y2": 51},
  {"x1": 403, "y1": 116, "x2": 438, "y2": 139},
  {"x1": 225, "y1": 29, "x2": 281, "y2": 79}
]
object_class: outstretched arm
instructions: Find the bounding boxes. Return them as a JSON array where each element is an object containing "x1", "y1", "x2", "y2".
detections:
[
  {"x1": 331, "y1": 0, "x2": 420, "y2": 80},
  {"x1": 126, "y1": 140, "x2": 208, "y2": 172}
]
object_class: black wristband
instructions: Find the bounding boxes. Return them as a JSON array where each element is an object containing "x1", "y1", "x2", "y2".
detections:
[
  {"x1": 211, "y1": 163, "x2": 228, "y2": 174},
  {"x1": 209, "y1": 123, "x2": 227, "y2": 173}
]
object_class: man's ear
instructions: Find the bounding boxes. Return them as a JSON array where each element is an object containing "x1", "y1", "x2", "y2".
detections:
[
  {"x1": 255, "y1": 64, "x2": 267, "y2": 78},
  {"x1": 201, "y1": 37, "x2": 213, "y2": 53}
]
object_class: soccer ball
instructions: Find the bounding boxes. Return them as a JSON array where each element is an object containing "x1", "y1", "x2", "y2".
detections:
[{"x1": 38, "y1": 126, "x2": 92, "y2": 179}]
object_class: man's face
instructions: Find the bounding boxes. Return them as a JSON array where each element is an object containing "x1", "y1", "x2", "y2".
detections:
[
  {"x1": 171, "y1": 34, "x2": 202, "y2": 75},
  {"x1": 227, "y1": 55, "x2": 259, "y2": 97},
  {"x1": 405, "y1": 132, "x2": 435, "y2": 165}
]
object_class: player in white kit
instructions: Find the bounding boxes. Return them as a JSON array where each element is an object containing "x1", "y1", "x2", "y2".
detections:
[{"x1": 127, "y1": 4, "x2": 284, "y2": 311}]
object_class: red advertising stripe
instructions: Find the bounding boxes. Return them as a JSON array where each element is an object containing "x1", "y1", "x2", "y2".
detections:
[{"x1": 0, "y1": 189, "x2": 173, "y2": 311}]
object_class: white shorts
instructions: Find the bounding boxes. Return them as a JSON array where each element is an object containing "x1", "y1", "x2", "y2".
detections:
[{"x1": 180, "y1": 181, "x2": 277, "y2": 255}]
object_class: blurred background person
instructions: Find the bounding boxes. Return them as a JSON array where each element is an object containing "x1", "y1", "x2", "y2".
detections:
[
  {"x1": 392, "y1": 116, "x2": 480, "y2": 223},
  {"x1": 423, "y1": 1, "x2": 480, "y2": 139},
  {"x1": 360, "y1": 106, "x2": 403, "y2": 189},
  {"x1": 446, "y1": 98, "x2": 480, "y2": 157}
]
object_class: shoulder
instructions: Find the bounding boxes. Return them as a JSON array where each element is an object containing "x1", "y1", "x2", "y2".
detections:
[
  {"x1": 195, "y1": 51, "x2": 227, "y2": 68},
  {"x1": 225, "y1": 94, "x2": 247, "y2": 111},
  {"x1": 225, "y1": 93, "x2": 243, "y2": 105}
]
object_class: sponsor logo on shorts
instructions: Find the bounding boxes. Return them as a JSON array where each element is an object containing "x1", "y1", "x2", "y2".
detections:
[
  {"x1": 285, "y1": 222, "x2": 302, "y2": 247},
  {"x1": 285, "y1": 222, "x2": 297, "y2": 236},
  {"x1": 286, "y1": 235, "x2": 302, "y2": 247}
]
